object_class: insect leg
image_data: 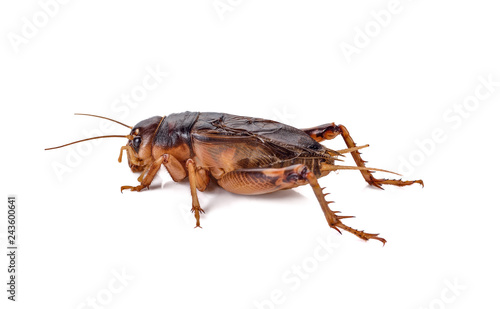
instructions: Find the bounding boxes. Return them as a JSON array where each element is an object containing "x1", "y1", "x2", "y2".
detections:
[
  {"x1": 195, "y1": 167, "x2": 210, "y2": 192},
  {"x1": 301, "y1": 123, "x2": 341, "y2": 142},
  {"x1": 217, "y1": 166, "x2": 302, "y2": 195},
  {"x1": 186, "y1": 159, "x2": 204, "y2": 228},
  {"x1": 121, "y1": 154, "x2": 186, "y2": 192},
  {"x1": 218, "y1": 164, "x2": 386, "y2": 244},
  {"x1": 162, "y1": 154, "x2": 187, "y2": 182},
  {"x1": 121, "y1": 156, "x2": 164, "y2": 192},
  {"x1": 303, "y1": 123, "x2": 423, "y2": 189}
]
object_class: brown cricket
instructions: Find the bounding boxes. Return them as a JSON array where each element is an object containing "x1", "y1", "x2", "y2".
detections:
[{"x1": 46, "y1": 112, "x2": 423, "y2": 244}]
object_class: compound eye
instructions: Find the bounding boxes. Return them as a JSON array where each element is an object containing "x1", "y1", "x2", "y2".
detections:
[{"x1": 133, "y1": 136, "x2": 141, "y2": 148}]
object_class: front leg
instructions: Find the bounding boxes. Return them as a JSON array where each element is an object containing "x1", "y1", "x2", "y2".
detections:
[
  {"x1": 121, "y1": 154, "x2": 187, "y2": 192},
  {"x1": 121, "y1": 155, "x2": 164, "y2": 192}
]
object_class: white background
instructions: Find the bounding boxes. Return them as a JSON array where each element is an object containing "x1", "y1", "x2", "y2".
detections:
[{"x1": 1, "y1": 1, "x2": 499, "y2": 308}]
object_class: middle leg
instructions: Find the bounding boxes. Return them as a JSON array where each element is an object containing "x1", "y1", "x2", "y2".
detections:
[{"x1": 186, "y1": 159, "x2": 205, "y2": 228}]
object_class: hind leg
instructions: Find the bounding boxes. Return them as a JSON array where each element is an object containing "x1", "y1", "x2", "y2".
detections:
[
  {"x1": 302, "y1": 123, "x2": 423, "y2": 189},
  {"x1": 218, "y1": 164, "x2": 386, "y2": 243}
]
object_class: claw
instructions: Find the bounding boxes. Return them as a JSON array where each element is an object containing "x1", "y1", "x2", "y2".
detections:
[
  {"x1": 364, "y1": 233, "x2": 387, "y2": 245},
  {"x1": 191, "y1": 207, "x2": 205, "y2": 214},
  {"x1": 330, "y1": 224, "x2": 342, "y2": 234},
  {"x1": 368, "y1": 179, "x2": 384, "y2": 190}
]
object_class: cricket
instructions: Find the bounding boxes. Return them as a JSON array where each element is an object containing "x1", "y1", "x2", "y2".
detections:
[{"x1": 46, "y1": 112, "x2": 423, "y2": 244}]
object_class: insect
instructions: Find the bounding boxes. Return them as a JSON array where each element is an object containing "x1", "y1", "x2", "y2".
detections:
[{"x1": 46, "y1": 112, "x2": 423, "y2": 244}]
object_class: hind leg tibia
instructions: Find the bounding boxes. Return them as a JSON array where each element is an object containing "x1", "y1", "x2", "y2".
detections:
[{"x1": 302, "y1": 123, "x2": 423, "y2": 189}]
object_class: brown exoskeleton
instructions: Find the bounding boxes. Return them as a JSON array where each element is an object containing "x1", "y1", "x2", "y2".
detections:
[{"x1": 46, "y1": 112, "x2": 423, "y2": 244}]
